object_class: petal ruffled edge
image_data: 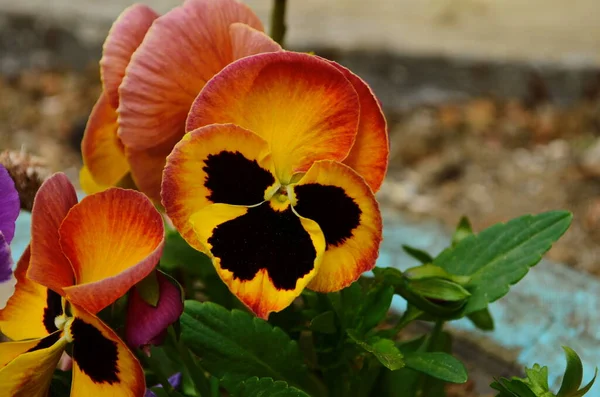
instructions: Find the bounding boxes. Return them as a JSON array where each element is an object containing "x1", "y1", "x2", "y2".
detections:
[
  {"x1": 327, "y1": 60, "x2": 389, "y2": 192},
  {"x1": 100, "y1": 3, "x2": 159, "y2": 109},
  {"x1": 186, "y1": 51, "x2": 361, "y2": 184}
]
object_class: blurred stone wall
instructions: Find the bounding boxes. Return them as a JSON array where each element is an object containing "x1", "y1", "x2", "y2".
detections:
[{"x1": 0, "y1": 0, "x2": 598, "y2": 66}]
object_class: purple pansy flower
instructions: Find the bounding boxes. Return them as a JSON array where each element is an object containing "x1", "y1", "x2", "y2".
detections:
[{"x1": 0, "y1": 164, "x2": 20, "y2": 308}]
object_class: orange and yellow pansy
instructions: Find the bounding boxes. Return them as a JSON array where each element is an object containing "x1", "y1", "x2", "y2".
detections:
[
  {"x1": 81, "y1": 0, "x2": 281, "y2": 200},
  {"x1": 0, "y1": 173, "x2": 164, "y2": 396},
  {"x1": 162, "y1": 51, "x2": 388, "y2": 319}
]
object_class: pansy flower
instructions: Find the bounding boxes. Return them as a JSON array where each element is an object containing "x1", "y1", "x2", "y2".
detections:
[
  {"x1": 0, "y1": 164, "x2": 19, "y2": 309},
  {"x1": 81, "y1": 0, "x2": 281, "y2": 200},
  {"x1": 162, "y1": 51, "x2": 388, "y2": 318},
  {"x1": 0, "y1": 173, "x2": 164, "y2": 395}
]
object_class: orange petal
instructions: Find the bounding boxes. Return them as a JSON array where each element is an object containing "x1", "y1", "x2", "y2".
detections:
[
  {"x1": 229, "y1": 22, "x2": 281, "y2": 59},
  {"x1": 162, "y1": 124, "x2": 275, "y2": 253},
  {"x1": 118, "y1": 0, "x2": 264, "y2": 151},
  {"x1": 189, "y1": 201, "x2": 325, "y2": 319},
  {"x1": 0, "y1": 247, "x2": 65, "y2": 341},
  {"x1": 125, "y1": 140, "x2": 174, "y2": 204},
  {"x1": 69, "y1": 304, "x2": 145, "y2": 396},
  {"x1": 60, "y1": 188, "x2": 164, "y2": 314},
  {"x1": 79, "y1": 166, "x2": 110, "y2": 195},
  {"x1": 81, "y1": 92, "x2": 129, "y2": 187},
  {"x1": 0, "y1": 333, "x2": 67, "y2": 397},
  {"x1": 327, "y1": 60, "x2": 389, "y2": 192},
  {"x1": 100, "y1": 4, "x2": 158, "y2": 109},
  {"x1": 290, "y1": 160, "x2": 383, "y2": 292},
  {"x1": 186, "y1": 51, "x2": 360, "y2": 184},
  {"x1": 28, "y1": 173, "x2": 77, "y2": 294}
]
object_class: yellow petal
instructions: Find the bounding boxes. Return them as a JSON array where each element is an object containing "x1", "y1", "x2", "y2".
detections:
[
  {"x1": 190, "y1": 202, "x2": 325, "y2": 319},
  {"x1": 0, "y1": 247, "x2": 65, "y2": 341},
  {"x1": 186, "y1": 51, "x2": 360, "y2": 183},
  {"x1": 0, "y1": 333, "x2": 67, "y2": 397},
  {"x1": 290, "y1": 160, "x2": 383, "y2": 292},
  {"x1": 69, "y1": 304, "x2": 145, "y2": 396},
  {"x1": 162, "y1": 124, "x2": 275, "y2": 253}
]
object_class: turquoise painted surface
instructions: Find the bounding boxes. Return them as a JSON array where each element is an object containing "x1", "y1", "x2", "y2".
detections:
[{"x1": 10, "y1": 207, "x2": 600, "y2": 394}]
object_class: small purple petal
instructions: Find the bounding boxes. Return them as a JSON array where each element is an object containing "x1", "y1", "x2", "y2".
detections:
[
  {"x1": 145, "y1": 372, "x2": 182, "y2": 397},
  {"x1": 0, "y1": 233, "x2": 13, "y2": 281},
  {"x1": 126, "y1": 271, "x2": 183, "y2": 348},
  {"x1": 0, "y1": 164, "x2": 19, "y2": 244},
  {"x1": 0, "y1": 233, "x2": 15, "y2": 309}
]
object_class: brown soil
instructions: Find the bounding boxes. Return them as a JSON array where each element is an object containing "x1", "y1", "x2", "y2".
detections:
[{"x1": 379, "y1": 94, "x2": 600, "y2": 276}]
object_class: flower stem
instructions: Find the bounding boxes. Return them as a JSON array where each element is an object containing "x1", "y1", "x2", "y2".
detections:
[{"x1": 270, "y1": 0, "x2": 287, "y2": 46}]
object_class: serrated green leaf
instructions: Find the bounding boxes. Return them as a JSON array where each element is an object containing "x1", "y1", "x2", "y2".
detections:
[
  {"x1": 223, "y1": 377, "x2": 310, "y2": 397},
  {"x1": 402, "y1": 245, "x2": 434, "y2": 264},
  {"x1": 404, "y1": 352, "x2": 468, "y2": 383},
  {"x1": 523, "y1": 364, "x2": 550, "y2": 394},
  {"x1": 310, "y1": 311, "x2": 337, "y2": 334},
  {"x1": 557, "y1": 346, "x2": 583, "y2": 396},
  {"x1": 434, "y1": 211, "x2": 572, "y2": 314},
  {"x1": 467, "y1": 308, "x2": 495, "y2": 331},
  {"x1": 347, "y1": 330, "x2": 405, "y2": 370},
  {"x1": 452, "y1": 216, "x2": 473, "y2": 246},
  {"x1": 180, "y1": 301, "x2": 317, "y2": 395}
]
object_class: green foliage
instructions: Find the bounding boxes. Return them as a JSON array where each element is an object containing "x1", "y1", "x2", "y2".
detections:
[
  {"x1": 347, "y1": 330, "x2": 405, "y2": 371},
  {"x1": 180, "y1": 301, "x2": 319, "y2": 395},
  {"x1": 223, "y1": 377, "x2": 310, "y2": 397},
  {"x1": 434, "y1": 211, "x2": 572, "y2": 314},
  {"x1": 491, "y1": 348, "x2": 597, "y2": 397},
  {"x1": 404, "y1": 352, "x2": 467, "y2": 383},
  {"x1": 78, "y1": 202, "x2": 579, "y2": 397}
]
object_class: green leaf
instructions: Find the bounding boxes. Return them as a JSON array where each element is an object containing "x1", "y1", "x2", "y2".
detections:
[
  {"x1": 402, "y1": 245, "x2": 434, "y2": 264},
  {"x1": 573, "y1": 368, "x2": 597, "y2": 397},
  {"x1": 223, "y1": 377, "x2": 310, "y2": 397},
  {"x1": 403, "y1": 264, "x2": 471, "y2": 285},
  {"x1": 408, "y1": 278, "x2": 471, "y2": 302},
  {"x1": 136, "y1": 271, "x2": 160, "y2": 307},
  {"x1": 491, "y1": 378, "x2": 538, "y2": 397},
  {"x1": 357, "y1": 283, "x2": 394, "y2": 333},
  {"x1": 434, "y1": 211, "x2": 572, "y2": 314},
  {"x1": 404, "y1": 352, "x2": 467, "y2": 384},
  {"x1": 161, "y1": 230, "x2": 212, "y2": 274},
  {"x1": 557, "y1": 346, "x2": 583, "y2": 396},
  {"x1": 467, "y1": 308, "x2": 495, "y2": 331},
  {"x1": 180, "y1": 301, "x2": 318, "y2": 395},
  {"x1": 452, "y1": 216, "x2": 473, "y2": 246},
  {"x1": 347, "y1": 330, "x2": 405, "y2": 371},
  {"x1": 523, "y1": 364, "x2": 550, "y2": 394},
  {"x1": 310, "y1": 311, "x2": 337, "y2": 334}
]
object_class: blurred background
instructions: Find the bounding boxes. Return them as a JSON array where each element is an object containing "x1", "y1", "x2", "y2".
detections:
[{"x1": 0, "y1": 1, "x2": 599, "y2": 396}]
